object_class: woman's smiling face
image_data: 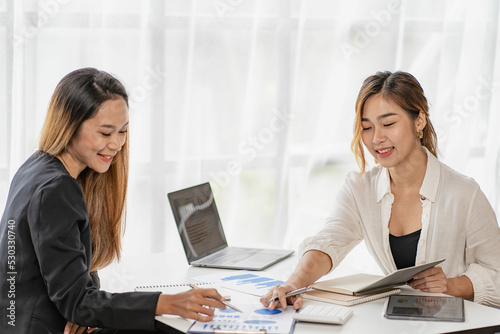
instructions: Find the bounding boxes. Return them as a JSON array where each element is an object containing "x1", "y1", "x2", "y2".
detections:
[
  {"x1": 63, "y1": 97, "x2": 129, "y2": 177},
  {"x1": 361, "y1": 93, "x2": 425, "y2": 170}
]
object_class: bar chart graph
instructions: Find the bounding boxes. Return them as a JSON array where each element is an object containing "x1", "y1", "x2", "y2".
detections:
[{"x1": 194, "y1": 271, "x2": 285, "y2": 296}]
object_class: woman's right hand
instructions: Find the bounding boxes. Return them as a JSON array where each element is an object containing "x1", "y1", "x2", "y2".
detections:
[
  {"x1": 259, "y1": 251, "x2": 332, "y2": 311},
  {"x1": 63, "y1": 321, "x2": 95, "y2": 334},
  {"x1": 156, "y1": 288, "x2": 227, "y2": 322},
  {"x1": 260, "y1": 283, "x2": 303, "y2": 310}
]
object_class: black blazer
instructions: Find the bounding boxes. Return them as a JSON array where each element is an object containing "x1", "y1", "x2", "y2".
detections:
[{"x1": 0, "y1": 152, "x2": 160, "y2": 333}]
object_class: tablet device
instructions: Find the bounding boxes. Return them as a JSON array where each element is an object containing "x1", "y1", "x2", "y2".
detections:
[{"x1": 385, "y1": 295, "x2": 464, "y2": 322}]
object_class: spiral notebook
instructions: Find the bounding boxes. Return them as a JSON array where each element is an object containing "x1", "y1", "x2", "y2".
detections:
[
  {"x1": 303, "y1": 288, "x2": 401, "y2": 306},
  {"x1": 135, "y1": 282, "x2": 215, "y2": 293}
]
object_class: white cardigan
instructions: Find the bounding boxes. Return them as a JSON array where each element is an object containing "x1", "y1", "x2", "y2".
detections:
[{"x1": 300, "y1": 148, "x2": 500, "y2": 307}]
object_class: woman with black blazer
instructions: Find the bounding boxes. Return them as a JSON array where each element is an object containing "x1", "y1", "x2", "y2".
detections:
[{"x1": 0, "y1": 68, "x2": 226, "y2": 334}]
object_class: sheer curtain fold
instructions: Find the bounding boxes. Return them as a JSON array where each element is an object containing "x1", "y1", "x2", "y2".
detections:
[
  {"x1": 439, "y1": 1, "x2": 499, "y2": 199},
  {"x1": 1, "y1": 0, "x2": 499, "y2": 260},
  {"x1": 6, "y1": 0, "x2": 26, "y2": 177}
]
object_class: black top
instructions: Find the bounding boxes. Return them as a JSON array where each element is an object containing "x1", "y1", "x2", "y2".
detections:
[
  {"x1": 0, "y1": 152, "x2": 160, "y2": 333},
  {"x1": 389, "y1": 229, "x2": 422, "y2": 269}
]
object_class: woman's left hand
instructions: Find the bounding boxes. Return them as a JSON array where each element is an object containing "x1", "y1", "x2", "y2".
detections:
[
  {"x1": 408, "y1": 265, "x2": 448, "y2": 293},
  {"x1": 64, "y1": 321, "x2": 96, "y2": 334}
]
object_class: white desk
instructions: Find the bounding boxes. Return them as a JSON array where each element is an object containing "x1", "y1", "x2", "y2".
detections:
[{"x1": 100, "y1": 251, "x2": 500, "y2": 334}]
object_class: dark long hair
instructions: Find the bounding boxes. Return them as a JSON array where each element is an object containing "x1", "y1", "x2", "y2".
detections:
[{"x1": 39, "y1": 67, "x2": 129, "y2": 271}]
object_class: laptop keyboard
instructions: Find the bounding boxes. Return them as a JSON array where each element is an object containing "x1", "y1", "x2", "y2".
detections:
[{"x1": 203, "y1": 248, "x2": 260, "y2": 265}]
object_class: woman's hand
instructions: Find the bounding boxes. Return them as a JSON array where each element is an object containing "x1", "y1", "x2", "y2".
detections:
[
  {"x1": 408, "y1": 265, "x2": 448, "y2": 293},
  {"x1": 259, "y1": 250, "x2": 333, "y2": 311},
  {"x1": 64, "y1": 321, "x2": 95, "y2": 334},
  {"x1": 408, "y1": 262, "x2": 474, "y2": 301},
  {"x1": 156, "y1": 288, "x2": 227, "y2": 322},
  {"x1": 260, "y1": 283, "x2": 303, "y2": 311}
]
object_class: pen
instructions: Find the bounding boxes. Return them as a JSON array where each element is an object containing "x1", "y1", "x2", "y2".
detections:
[
  {"x1": 188, "y1": 283, "x2": 243, "y2": 313},
  {"x1": 268, "y1": 286, "x2": 310, "y2": 303}
]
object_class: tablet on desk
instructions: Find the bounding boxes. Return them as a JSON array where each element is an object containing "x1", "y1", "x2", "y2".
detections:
[{"x1": 384, "y1": 295, "x2": 465, "y2": 322}]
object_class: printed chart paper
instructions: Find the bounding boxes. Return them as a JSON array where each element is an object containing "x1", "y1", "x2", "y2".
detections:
[
  {"x1": 188, "y1": 303, "x2": 295, "y2": 334},
  {"x1": 193, "y1": 271, "x2": 284, "y2": 296}
]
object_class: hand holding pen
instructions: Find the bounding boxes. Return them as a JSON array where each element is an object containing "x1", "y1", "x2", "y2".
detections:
[
  {"x1": 188, "y1": 283, "x2": 243, "y2": 313},
  {"x1": 260, "y1": 284, "x2": 310, "y2": 310},
  {"x1": 267, "y1": 287, "x2": 310, "y2": 302}
]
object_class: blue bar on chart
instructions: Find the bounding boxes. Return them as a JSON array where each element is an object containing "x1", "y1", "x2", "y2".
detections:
[
  {"x1": 220, "y1": 273, "x2": 284, "y2": 296},
  {"x1": 194, "y1": 271, "x2": 285, "y2": 296}
]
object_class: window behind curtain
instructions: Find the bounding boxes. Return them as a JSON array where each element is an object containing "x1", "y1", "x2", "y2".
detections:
[{"x1": 1, "y1": 1, "x2": 498, "y2": 267}]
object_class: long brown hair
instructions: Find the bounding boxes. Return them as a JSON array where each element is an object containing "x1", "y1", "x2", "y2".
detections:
[
  {"x1": 39, "y1": 67, "x2": 129, "y2": 271},
  {"x1": 351, "y1": 71, "x2": 438, "y2": 174}
]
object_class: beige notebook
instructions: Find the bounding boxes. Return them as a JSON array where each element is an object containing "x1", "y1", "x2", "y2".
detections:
[
  {"x1": 312, "y1": 259, "x2": 445, "y2": 296},
  {"x1": 304, "y1": 288, "x2": 401, "y2": 307}
]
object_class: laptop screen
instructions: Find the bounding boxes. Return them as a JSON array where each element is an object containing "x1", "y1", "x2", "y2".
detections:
[{"x1": 168, "y1": 183, "x2": 228, "y2": 263}]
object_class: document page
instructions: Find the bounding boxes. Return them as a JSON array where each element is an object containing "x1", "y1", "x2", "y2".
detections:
[
  {"x1": 188, "y1": 302, "x2": 295, "y2": 334},
  {"x1": 194, "y1": 271, "x2": 285, "y2": 296}
]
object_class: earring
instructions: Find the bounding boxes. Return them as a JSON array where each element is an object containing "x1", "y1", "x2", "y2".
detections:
[{"x1": 417, "y1": 130, "x2": 424, "y2": 139}]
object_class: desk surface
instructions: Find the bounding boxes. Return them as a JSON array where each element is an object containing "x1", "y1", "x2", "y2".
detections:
[{"x1": 100, "y1": 251, "x2": 500, "y2": 334}]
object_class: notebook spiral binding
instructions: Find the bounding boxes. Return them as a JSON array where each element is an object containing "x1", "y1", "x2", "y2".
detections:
[{"x1": 135, "y1": 282, "x2": 214, "y2": 289}]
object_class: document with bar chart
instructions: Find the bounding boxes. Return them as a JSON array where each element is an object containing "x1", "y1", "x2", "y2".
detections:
[
  {"x1": 188, "y1": 302, "x2": 295, "y2": 334},
  {"x1": 193, "y1": 271, "x2": 285, "y2": 296}
]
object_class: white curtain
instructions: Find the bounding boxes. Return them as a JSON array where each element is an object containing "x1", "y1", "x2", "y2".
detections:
[{"x1": 1, "y1": 0, "x2": 499, "y2": 265}]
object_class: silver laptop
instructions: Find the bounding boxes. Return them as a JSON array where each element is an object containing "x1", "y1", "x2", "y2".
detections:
[{"x1": 168, "y1": 182, "x2": 294, "y2": 270}]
